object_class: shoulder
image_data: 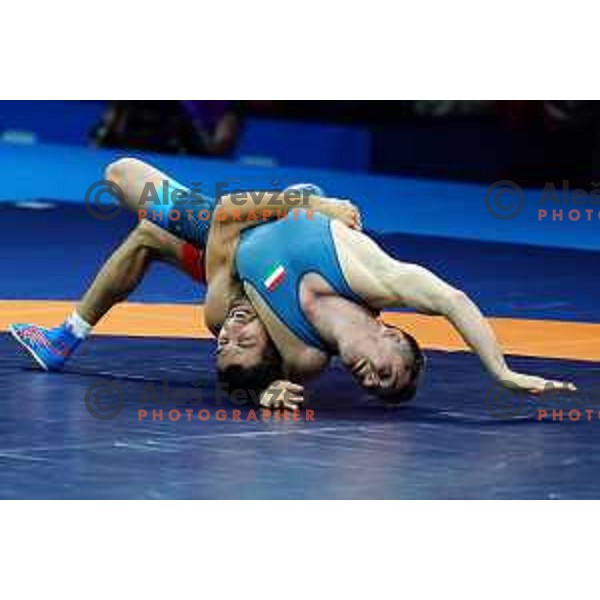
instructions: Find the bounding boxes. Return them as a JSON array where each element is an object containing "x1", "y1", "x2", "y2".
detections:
[
  {"x1": 244, "y1": 282, "x2": 330, "y2": 378},
  {"x1": 284, "y1": 348, "x2": 330, "y2": 381},
  {"x1": 205, "y1": 220, "x2": 240, "y2": 278}
]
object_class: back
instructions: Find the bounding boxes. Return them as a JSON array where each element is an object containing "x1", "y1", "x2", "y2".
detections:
[{"x1": 236, "y1": 212, "x2": 363, "y2": 351}]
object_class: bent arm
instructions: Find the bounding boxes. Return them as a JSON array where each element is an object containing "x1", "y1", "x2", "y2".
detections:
[
  {"x1": 218, "y1": 190, "x2": 315, "y2": 222},
  {"x1": 332, "y1": 225, "x2": 543, "y2": 388},
  {"x1": 206, "y1": 191, "x2": 360, "y2": 275},
  {"x1": 376, "y1": 262, "x2": 575, "y2": 392},
  {"x1": 217, "y1": 190, "x2": 359, "y2": 231},
  {"x1": 378, "y1": 263, "x2": 510, "y2": 381}
]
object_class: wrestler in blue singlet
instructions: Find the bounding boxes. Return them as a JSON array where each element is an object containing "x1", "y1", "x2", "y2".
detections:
[
  {"x1": 147, "y1": 177, "x2": 216, "y2": 248},
  {"x1": 235, "y1": 212, "x2": 365, "y2": 352}
]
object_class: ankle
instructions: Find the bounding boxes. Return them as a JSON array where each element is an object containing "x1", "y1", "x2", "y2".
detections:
[{"x1": 65, "y1": 311, "x2": 93, "y2": 340}]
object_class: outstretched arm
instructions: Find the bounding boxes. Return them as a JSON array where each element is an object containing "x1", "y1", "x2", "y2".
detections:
[
  {"x1": 332, "y1": 222, "x2": 577, "y2": 394},
  {"x1": 377, "y1": 263, "x2": 575, "y2": 393}
]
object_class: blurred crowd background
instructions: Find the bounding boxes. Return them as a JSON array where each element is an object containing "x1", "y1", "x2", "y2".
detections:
[{"x1": 2, "y1": 100, "x2": 600, "y2": 189}]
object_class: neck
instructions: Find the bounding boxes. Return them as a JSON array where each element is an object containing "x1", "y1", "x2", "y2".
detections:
[{"x1": 308, "y1": 295, "x2": 380, "y2": 357}]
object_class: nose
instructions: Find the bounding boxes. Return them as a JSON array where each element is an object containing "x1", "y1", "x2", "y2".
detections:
[{"x1": 223, "y1": 319, "x2": 243, "y2": 336}]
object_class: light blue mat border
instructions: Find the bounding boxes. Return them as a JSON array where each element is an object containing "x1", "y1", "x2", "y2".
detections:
[{"x1": 0, "y1": 141, "x2": 596, "y2": 251}]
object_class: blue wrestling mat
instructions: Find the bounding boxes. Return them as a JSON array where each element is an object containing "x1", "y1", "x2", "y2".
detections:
[{"x1": 2, "y1": 202, "x2": 600, "y2": 498}]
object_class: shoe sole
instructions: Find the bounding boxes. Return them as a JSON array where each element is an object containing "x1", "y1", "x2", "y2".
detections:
[{"x1": 8, "y1": 324, "x2": 50, "y2": 372}]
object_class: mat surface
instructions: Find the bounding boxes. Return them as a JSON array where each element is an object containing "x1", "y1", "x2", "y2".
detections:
[{"x1": 2, "y1": 203, "x2": 599, "y2": 498}]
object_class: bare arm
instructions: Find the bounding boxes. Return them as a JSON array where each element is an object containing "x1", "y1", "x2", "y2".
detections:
[
  {"x1": 206, "y1": 191, "x2": 361, "y2": 280},
  {"x1": 216, "y1": 191, "x2": 360, "y2": 231},
  {"x1": 204, "y1": 192, "x2": 360, "y2": 335},
  {"x1": 380, "y1": 262, "x2": 576, "y2": 393},
  {"x1": 332, "y1": 223, "x2": 576, "y2": 393}
]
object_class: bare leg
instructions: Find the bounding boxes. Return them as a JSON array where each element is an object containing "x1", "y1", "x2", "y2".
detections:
[
  {"x1": 104, "y1": 156, "x2": 215, "y2": 248},
  {"x1": 77, "y1": 220, "x2": 193, "y2": 325},
  {"x1": 9, "y1": 162, "x2": 206, "y2": 371},
  {"x1": 76, "y1": 157, "x2": 211, "y2": 325},
  {"x1": 105, "y1": 157, "x2": 182, "y2": 215}
]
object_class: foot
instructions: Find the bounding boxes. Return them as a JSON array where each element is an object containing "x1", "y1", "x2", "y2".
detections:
[
  {"x1": 9, "y1": 323, "x2": 81, "y2": 371},
  {"x1": 284, "y1": 183, "x2": 325, "y2": 198}
]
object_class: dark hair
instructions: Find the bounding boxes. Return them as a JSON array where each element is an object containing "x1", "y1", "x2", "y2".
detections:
[
  {"x1": 217, "y1": 344, "x2": 284, "y2": 403},
  {"x1": 382, "y1": 327, "x2": 426, "y2": 404}
]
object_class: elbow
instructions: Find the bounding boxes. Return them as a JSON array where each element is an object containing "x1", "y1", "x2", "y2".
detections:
[
  {"x1": 218, "y1": 192, "x2": 258, "y2": 216},
  {"x1": 218, "y1": 193, "x2": 233, "y2": 207},
  {"x1": 449, "y1": 287, "x2": 468, "y2": 303},
  {"x1": 437, "y1": 287, "x2": 469, "y2": 314},
  {"x1": 216, "y1": 194, "x2": 236, "y2": 217}
]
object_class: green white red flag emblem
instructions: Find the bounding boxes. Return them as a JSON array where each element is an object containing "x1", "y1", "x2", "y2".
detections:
[{"x1": 264, "y1": 264, "x2": 286, "y2": 291}]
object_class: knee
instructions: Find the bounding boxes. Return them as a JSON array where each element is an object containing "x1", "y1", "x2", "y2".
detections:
[
  {"x1": 105, "y1": 157, "x2": 144, "y2": 186},
  {"x1": 128, "y1": 220, "x2": 164, "y2": 253}
]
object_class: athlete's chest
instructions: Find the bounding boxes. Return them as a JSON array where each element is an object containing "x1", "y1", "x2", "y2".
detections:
[
  {"x1": 204, "y1": 271, "x2": 243, "y2": 333},
  {"x1": 244, "y1": 282, "x2": 330, "y2": 379}
]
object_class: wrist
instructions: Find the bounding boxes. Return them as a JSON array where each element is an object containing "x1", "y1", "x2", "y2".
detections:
[
  {"x1": 310, "y1": 196, "x2": 324, "y2": 211},
  {"x1": 494, "y1": 365, "x2": 513, "y2": 384}
]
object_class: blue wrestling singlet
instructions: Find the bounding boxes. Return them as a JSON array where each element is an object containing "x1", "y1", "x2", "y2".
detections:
[
  {"x1": 145, "y1": 177, "x2": 216, "y2": 248},
  {"x1": 235, "y1": 212, "x2": 364, "y2": 351}
]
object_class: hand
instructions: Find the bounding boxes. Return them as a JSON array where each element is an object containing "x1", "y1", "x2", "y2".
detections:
[
  {"x1": 317, "y1": 197, "x2": 362, "y2": 230},
  {"x1": 260, "y1": 380, "x2": 305, "y2": 411},
  {"x1": 499, "y1": 370, "x2": 577, "y2": 394}
]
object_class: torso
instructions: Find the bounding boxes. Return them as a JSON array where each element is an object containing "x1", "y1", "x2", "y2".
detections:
[
  {"x1": 204, "y1": 214, "x2": 370, "y2": 381},
  {"x1": 234, "y1": 213, "x2": 365, "y2": 351},
  {"x1": 244, "y1": 279, "x2": 330, "y2": 380},
  {"x1": 245, "y1": 273, "x2": 380, "y2": 381},
  {"x1": 204, "y1": 221, "x2": 244, "y2": 335}
]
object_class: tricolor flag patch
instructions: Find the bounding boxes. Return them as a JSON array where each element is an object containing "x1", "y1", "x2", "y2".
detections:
[{"x1": 264, "y1": 264, "x2": 286, "y2": 292}]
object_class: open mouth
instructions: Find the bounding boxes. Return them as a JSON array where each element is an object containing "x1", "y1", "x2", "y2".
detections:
[
  {"x1": 225, "y1": 302, "x2": 255, "y2": 324},
  {"x1": 352, "y1": 358, "x2": 371, "y2": 379}
]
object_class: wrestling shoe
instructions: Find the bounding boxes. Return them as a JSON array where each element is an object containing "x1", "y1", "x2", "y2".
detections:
[
  {"x1": 9, "y1": 323, "x2": 81, "y2": 371},
  {"x1": 283, "y1": 183, "x2": 326, "y2": 199}
]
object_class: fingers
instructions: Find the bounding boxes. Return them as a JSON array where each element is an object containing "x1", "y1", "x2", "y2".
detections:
[
  {"x1": 285, "y1": 383, "x2": 304, "y2": 394},
  {"x1": 281, "y1": 386, "x2": 304, "y2": 411},
  {"x1": 355, "y1": 211, "x2": 363, "y2": 230},
  {"x1": 282, "y1": 394, "x2": 304, "y2": 411},
  {"x1": 260, "y1": 384, "x2": 304, "y2": 411},
  {"x1": 349, "y1": 208, "x2": 362, "y2": 230},
  {"x1": 350, "y1": 203, "x2": 363, "y2": 230},
  {"x1": 546, "y1": 380, "x2": 577, "y2": 392},
  {"x1": 531, "y1": 380, "x2": 578, "y2": 394},
  {"x1": 322, "y1": 198, "x2": 362, "y2": 227},
  {"x1": 344, "y1": 205, "x2": 362, "y2": 230}
]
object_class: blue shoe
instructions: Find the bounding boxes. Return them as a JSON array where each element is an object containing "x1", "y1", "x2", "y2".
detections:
[
  {"x1": 9, "y1": 323, "x2": 81, "y2": 371},
  {"x1": 284, "y1": 183, "x2": 325, "y2": 199}
]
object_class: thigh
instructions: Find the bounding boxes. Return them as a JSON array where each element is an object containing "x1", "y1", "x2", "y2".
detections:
[
  {"x1": 133, "y1": 220, "x2": 181, "y2": 259},
  {"x1": 108, "y1": 158, "x2": 215, "y2": 249},
  {"x1": 108, "y1": 158, "x2": 181, "y2": 213}
]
